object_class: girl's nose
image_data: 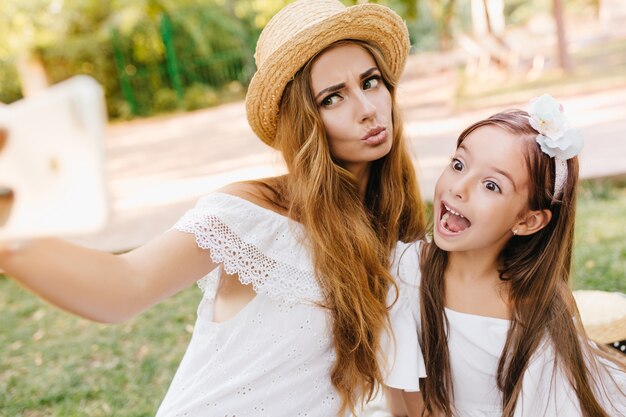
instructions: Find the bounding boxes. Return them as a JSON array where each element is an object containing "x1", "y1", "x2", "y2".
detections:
[{"x1": 449, "y1": 177, "x2": 469, "y2": 200}]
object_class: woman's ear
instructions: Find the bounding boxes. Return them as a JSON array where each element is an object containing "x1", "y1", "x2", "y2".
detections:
[{"x1": 514, "y1": 209, "x2": 552, "y2": 236}]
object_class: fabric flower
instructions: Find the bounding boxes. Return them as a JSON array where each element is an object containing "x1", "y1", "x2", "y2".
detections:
[
  {"x1": 535, "y1": 129, "x2": 583, "y2": 160},
  {"x1": 528, "y1": 94, "x2": 583, "y2": 160}
]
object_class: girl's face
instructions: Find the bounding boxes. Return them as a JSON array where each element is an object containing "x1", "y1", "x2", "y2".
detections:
[
  {"x1": 310, "y1": 43, "x2": 393, "y2": 176},
  {"x1": 433, "y1": 125, "x2": 531, "y2": 254}
]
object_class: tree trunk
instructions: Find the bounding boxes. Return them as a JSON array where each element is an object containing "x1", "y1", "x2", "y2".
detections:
[{"x1": 553, "y1": 0, "x2": 573, "y2": 73}]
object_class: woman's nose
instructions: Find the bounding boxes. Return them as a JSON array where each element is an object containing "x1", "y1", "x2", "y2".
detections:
[{"x1": 355, "y1": 91, "x2": 376, "y2": 122}]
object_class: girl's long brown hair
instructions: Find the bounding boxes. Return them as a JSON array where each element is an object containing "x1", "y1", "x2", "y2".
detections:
[
  {"x1": 420, "y1": 110, "x2": 625, "y2": 417},
  {"x1": 259, "y1": 40, "x2": 425, "y2": 415}
]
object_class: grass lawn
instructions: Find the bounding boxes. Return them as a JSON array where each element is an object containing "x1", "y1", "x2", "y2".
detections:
[{"x1": 1, "y1": 178, "x2": 624, "y2": 416}]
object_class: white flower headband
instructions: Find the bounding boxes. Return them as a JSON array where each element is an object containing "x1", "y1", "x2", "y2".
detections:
[{"x1": 527, "y1": 94, "x2": 583, "y2": 202}]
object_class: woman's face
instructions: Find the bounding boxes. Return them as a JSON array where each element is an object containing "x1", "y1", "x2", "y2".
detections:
[{"x1": 310, "y1": 43, "x2": 393, "y2": 176}]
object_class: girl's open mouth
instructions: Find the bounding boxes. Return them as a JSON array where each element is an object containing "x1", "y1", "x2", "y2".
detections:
[{"x1": 439, "y1": 201, "x2": 472, "y2": 233}]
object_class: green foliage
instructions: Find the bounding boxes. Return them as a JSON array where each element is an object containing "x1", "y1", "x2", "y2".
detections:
[
  {"x1": 0, "y1": 1, "x2": 255, "y2": 119},
  {"x1": 183, "y1": 83, "x2": 218, "y2": 111},
  {"x1": 38, "y1": 33, "x2": 124, "y2": 118},
  {"x1": 152, "y1": 88, "x2": 181, "y2": 113},
  {"x1": 0, "y1": 59, "x2": 22, "y2": 104}
]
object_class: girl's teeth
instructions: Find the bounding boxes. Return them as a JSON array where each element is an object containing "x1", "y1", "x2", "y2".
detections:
[
  {"x1": 440, "y1": 212, "x2": 450, "y2": 229},
  {"x1": 444, "y1": 204, "x2": 464, "y2": 218}
]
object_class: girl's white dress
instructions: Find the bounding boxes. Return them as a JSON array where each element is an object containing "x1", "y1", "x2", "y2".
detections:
[
  {"x1": 386, "y1": 242, "x2": 626, "y2": 417},
  {"x1": 155, "y1": 193, "x2": 418, "y2": 417}
]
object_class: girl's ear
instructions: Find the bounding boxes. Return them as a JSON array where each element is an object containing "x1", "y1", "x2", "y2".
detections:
[{"x1": 514, "y1": 209, "x2": 552, "y2": 236}]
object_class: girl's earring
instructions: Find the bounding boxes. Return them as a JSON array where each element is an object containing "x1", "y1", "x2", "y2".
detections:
[{"x1": 512, "y1": 229, "x2": 518, "y2": 236}]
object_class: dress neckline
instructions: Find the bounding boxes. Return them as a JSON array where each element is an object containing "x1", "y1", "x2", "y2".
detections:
[
  {"x1": 213, "y1": 192, "x2": 298, "y2": 224},
  {"x1": 444, "y1": 306, "x2": 510, "y2": 324}
]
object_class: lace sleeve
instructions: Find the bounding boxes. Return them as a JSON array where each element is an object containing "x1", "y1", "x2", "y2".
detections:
[{"x1": 172, "y1": 193, "x2": 322, "y2": 304}]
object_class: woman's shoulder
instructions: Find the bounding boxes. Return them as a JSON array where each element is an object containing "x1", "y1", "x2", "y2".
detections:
[
  {"x1": 182, "y1": 178, "x2": 288, "y2": 222},
  {"x1": 172, "y1": 177, "x2": 301, "y2": 249},
  {"x1": 216, "y1": 179, "x2": 288, "y2": 217}
]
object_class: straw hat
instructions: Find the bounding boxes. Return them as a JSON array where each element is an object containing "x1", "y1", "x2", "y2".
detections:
[{"x1": 245, "y1": 0, "x2": 410, "y2": 148}]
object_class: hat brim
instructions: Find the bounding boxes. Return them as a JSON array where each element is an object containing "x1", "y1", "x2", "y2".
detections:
[{"x1": 246, "y1": 3, "x2": 410, "y2": 147}]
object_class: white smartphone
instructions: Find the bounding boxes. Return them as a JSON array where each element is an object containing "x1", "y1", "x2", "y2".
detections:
[{"x1": 0, "y1": 75, "x2": 109, "y2": 239}]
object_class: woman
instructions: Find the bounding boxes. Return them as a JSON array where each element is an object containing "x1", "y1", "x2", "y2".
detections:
[{"x1": 0, "y1": 1, "x2": 426, "y2": 416}]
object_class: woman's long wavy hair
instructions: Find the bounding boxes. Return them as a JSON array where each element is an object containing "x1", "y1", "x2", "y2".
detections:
[
  {"x1": 420, "y1": 110, "x2": 625, "y2": 417},
  {"x1": 258, "y1": 40, "x2": 425, "y2": 414}
]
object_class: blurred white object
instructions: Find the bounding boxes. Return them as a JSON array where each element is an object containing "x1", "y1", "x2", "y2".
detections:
[
  {"x1": 0, "y1": 75, "x2": 109, "y2": 239},
  {"x1": 573, "y1": 290, "x2": 626, "y2": 344}
]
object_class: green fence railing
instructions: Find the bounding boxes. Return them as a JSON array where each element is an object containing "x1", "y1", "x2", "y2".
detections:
[{"x1": 109, "y1": 8, "x2": 255, "y2": 117}]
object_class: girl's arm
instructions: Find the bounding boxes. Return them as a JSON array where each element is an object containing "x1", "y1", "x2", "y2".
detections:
[
  {"x1": 385, "y1": 387, "x2": 425, "y2": 417},
  {"x1": 0, "y1": 230, "x2": 217, "y2": 323},
  {"x1": 401, "y1": 390, "x2": 425, "y2": 417},
  {"x1": 385, "y1": 387, "x2": 408, "y2": 416}
]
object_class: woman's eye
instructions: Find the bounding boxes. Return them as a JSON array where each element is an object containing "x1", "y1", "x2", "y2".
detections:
[
  {"x1": 451, "y1": 158, "x2": 464, "y2": 171},
  {"x1": 321, "y1": 94, "x2": 341, "y2": 107},
  {"x1": 484, "y1": 181, "x2": 501, "y2": 193},
  {"x1": 363, "y1": 76, "x2": 380, "y2": 90}
]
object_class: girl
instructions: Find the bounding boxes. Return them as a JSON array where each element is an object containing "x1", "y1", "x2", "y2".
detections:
[
  {"x1": 0, "y1": 1, "x2": 426, "y2": 416},
  {"x1": 385, "y1": 95, "x2": 626, "y2": 416}
]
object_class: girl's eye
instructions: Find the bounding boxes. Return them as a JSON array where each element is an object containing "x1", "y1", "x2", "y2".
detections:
[
  {"x1": 451, "y1": 158, "x2": 464, "y2": 171},
  {"x1": 321, "y1": 94, "x2": 341, "y2": 107},
  {"x1": 484, "y1": 181, "x2": 501, "y2": 193},
  {"x1": 363, "y1": 76, "x2": 380, "y2": 90}
]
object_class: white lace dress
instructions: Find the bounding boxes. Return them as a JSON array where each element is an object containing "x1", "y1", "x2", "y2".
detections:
[
  {"x1": 155, "y1": 193, "x2": 341, "y2": 417},
  {"x1": 386, "y1": 242, "x2": 626, "y2": 417}
]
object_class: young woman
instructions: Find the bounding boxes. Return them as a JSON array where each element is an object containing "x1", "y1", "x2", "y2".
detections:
[
  {"x1": 385, "y1": 95, "x2": 625, "y2": 416},
  {"x1": 1, "y1": 1, "x2": 426, "y2": 416}
]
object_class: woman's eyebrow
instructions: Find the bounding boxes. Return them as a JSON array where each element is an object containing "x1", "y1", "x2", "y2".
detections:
[
  {"x1": 360, "y1": 67, "x2": 379, "y2": 80},
  {"x1": 314, "y1": 67, "x2": 380, "y2": 100},
  {"x1": 315, "y1": 83, "x2": 344, "y2": 100}
]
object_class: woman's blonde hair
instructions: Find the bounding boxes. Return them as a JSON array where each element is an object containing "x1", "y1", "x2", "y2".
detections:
[
  {"x1": 258, "y1": 39, "x2": 425, "y2": 414},
  {"x1": 420, "y1": 110, "x2": 625, "y2": 417}
]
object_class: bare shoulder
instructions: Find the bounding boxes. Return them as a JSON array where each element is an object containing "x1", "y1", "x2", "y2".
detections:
[{"x1": 216, "y1": 178, "x2": 287, "y2": 215}]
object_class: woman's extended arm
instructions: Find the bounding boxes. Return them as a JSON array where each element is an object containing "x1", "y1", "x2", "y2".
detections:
[{"x1": 0, "y1": 230, "x2": 216, "y2": 323}]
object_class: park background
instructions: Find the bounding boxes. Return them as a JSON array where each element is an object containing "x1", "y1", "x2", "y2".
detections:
[{"x1": 1, "y1": 0, "x2": 625, "y2": 415}]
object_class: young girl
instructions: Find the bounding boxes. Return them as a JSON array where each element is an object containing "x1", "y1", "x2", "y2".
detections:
[
  {"x1": 0, "y1": 1, "x2": 426, "y2": 416},
  {"x1": 385, "y1": 95, "x2": 626, "y2": 416}
]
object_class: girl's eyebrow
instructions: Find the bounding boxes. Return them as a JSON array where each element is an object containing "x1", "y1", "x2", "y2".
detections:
[
  {"x1": 491, "y1": 166, "x2": 517, "y2": 191},
  {"x1": 458, "y1": 144, "x2": 518, "y2": 191},
  {"x1": 314, "y1": 67, "x2": 379, "y2": 100}
]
